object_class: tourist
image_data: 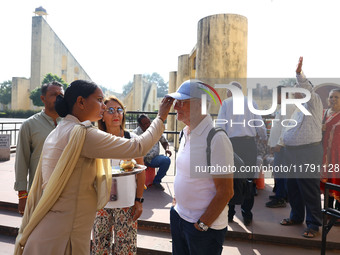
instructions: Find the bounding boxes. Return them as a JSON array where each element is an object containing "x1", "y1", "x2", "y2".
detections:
[
  {"x1": 14, "y1": 81, "x2": 64, "y2": 215},
  {"x1": 92, "y1": 96, "x2": 145, "y2": 255}
]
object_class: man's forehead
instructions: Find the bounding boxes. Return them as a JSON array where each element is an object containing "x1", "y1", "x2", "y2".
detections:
[{"x1": 141, "y1": 118, "x2": 150, "y2": 123}]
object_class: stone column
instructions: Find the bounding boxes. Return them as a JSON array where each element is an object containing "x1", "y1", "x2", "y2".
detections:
[
  {"x1": 196, "y1": 14, "x2": 248, "y2": 114},
  {"x1": 133, "y1": 74, "x2": 143, "y2": 111},
  {"x1": 167, "y1": 71, "x2": 177, "y2": 142},
  {"x1": 173, "y1": 55, "x2": 191, "y2": 149}
]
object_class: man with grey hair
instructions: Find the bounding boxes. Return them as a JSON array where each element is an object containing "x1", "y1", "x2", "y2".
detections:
[
  {"x1": 217, "y1": 80, "x2": 267, "y2": 226},
  {"x1": 167, "y1": 79, "x2": 234, "y2": 255}
]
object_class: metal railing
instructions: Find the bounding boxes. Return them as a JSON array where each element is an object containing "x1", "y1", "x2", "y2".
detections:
[{"x1": 0, "y1": 122, "x2": 22, "y2": 147}]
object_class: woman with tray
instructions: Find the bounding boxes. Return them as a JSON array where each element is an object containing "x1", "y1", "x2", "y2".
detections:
[{"x1": 92, "y1": 96, "x2": 145, "y2": 254}]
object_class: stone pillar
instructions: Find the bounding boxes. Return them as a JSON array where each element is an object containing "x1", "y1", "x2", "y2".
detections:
[
  {"x1": 11, "y1": 77, "x2": 31, "y2": 110},
  {"x1": 196, "y1": 14, "x2": 248, "y2": 114},
  {"x1": 177, "y1": 54, "x2": 190, "y2": 89},
  {"x1": 167, "y1": 71, "x2": 177, "y2": 142},
  {"x1": 133, "y1": 74, "x2": 143, "y2": 111},
  {"x1": 173, "y1": 55, "x2": 191, "y2": 149}
]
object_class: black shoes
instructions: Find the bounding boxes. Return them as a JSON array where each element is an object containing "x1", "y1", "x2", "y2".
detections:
[
  {"x1": 243, "y1": 218, "x2": 252, "y2": 226},
  {"x1": 152, "y1": 183, "x2": 165, "y2": 191},
  {"x1": 266, "y1": 198, "x2": 287, "y2": 208}
]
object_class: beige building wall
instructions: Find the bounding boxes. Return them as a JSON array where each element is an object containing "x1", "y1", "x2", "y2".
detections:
[
  {"x1": 132, "y1": 74, "x2": 143, "y2": 111},
  {"x1": 196, "y1": 14, "x2": 248, "y2": 114},
  {"x1": 30, "y1": 16, "x2": 91, "y2": 91},
  {"x1": 123, "y1": 75, "x2": 157, "y2": 113},
  {"x1": 124, "y1": 91, "x2": 134, "y2": 111},
  {"x1": 143, "y1": 83, "x2": 157, "y2": 112},
  {"x1": 11, "y1": 78, "x2": 31, "y2": 110},
  {"x1": 19, "y1": 16, "x2": 92, "y2": 109}
]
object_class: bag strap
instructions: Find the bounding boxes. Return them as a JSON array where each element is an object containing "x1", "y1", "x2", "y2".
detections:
[
  {"x1": 206, "y1": 127, "x2": 228, "y2": 166},
  {"x1": 178, "y1": 130, "x2": 184, "y2": 145},
  {"x1": 322, "y1": 108, "x2": 329, "y2": 124},
  {"x1": 124, "y1": 130, "x2": 131, "y2": 139},
  {"x1": 178, "y1": 127, "x2": 228, "y2": 171}
]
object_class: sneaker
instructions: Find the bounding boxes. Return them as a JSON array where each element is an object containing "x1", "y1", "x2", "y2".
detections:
[
  {"x1": 269, "y1": 195, "x2": 288, "y2": 202},
  {"x1": 152, "y1": 183, "x2": 165, "y2": 191},
  {"x1": 269, "y1": 195, "x2": 276, "y2": 200},
  {"x1": 266, "y1": 199, "x2": 286, "y2": 208}
]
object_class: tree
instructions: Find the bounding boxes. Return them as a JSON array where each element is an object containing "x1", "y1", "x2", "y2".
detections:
[
  {"x1": 30, "y1": 73, "x2": 68, "y2": 107},
  {"x1": 279, "y1": 78, "x2": 296, "y2": 87},
  {"x1": 41, "y1": 73, "x2": 68, "y2": 90},
  {"x1": 29, "y1": 87, "x2": 44, "y2": 107},
  {"x1": 0, "y1": 80, "x2": 12, "y2": 109},
  {"x1": 144, "y1": 73, "x2": 168, "y2": 97}
]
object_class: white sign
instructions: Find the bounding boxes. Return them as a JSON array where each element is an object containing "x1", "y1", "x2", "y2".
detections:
[{"x1": 0, "y1": 134, "x2": 10, "y2": 148}]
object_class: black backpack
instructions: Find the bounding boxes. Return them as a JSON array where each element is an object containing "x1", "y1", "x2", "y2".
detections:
[{"x1": 179, "y1": 127, "x2": 247, "y2": 205}]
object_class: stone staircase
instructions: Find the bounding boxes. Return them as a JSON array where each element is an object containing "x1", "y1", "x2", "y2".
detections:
[{"x1": 1, "y1": 199, "x2": 340, "y2": 255}]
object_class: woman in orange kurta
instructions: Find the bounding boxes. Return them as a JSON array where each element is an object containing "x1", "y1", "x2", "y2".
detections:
[
  {"x1": 14, "y1": 80, "x2": 173, "y2": 255},
  {"x1": 321, "y1": 88, "x2": 340, "y2": 210}
]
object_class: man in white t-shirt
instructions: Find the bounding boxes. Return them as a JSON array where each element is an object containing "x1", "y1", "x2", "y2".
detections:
[{"x1": 167, "y1": 80, "x2": 234, "y2": 255}]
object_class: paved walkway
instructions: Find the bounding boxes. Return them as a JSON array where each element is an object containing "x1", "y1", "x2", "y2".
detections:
[{"x1": 1, "y1": 152, "x2": 340, "y2": 254}]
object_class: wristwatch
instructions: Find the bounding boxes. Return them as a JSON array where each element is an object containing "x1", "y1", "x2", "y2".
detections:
[
  {"x1": 135, "y1": 197, "x2": 144, "y2": 203},
  {"x1": 197, "y1": 219, "x2": 209, "y2": 231}
]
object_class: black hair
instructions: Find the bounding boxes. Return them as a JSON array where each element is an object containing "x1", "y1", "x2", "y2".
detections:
[
  {"x1": 55, "y1": 80, "x2": 98, "y2": 117},
  {"x1": 137, "y1": 114, "x2": 150, "y2": 125},
  {"x1": 41, "y1": 81, "x2": 63, "y2": 96}
]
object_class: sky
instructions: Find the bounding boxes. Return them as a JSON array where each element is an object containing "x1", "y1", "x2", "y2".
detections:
[{"x1": 1, "y1": 0, "x2": 339, "y2": 93}]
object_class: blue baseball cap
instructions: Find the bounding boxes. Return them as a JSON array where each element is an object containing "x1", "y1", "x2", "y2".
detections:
[{"x1": 166, "y1": 79, "x2": 211, "y2": 101}]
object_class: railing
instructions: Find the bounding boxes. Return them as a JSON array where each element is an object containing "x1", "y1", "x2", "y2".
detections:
[
  {"x1": 0, "y1": 112, "x2": 271, "y2": 153},
  {"x1": 0, "y1": 122, "x2": 22, "y2": 147}
]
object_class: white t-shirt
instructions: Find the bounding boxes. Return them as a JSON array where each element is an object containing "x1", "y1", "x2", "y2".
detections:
[{"x1": 174, "y1": 115, "x2": 234, "y2": 230}]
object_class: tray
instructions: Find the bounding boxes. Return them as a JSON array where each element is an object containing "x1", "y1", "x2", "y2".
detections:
[{"x1": 112, "y1": 164, "x2": 147, "y2": 177}]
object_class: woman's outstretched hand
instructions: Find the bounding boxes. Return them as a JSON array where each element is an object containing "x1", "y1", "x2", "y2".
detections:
[{"x1": 157, "y1": 97, "x2": 174, "y2": 122}]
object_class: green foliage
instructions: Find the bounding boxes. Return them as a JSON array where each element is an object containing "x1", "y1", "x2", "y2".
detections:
[
  {"x1": 0, "y1": 109, "x2": 39, "y2": 118},
  {"x1": 41, "y1": 73, "x2": 68, "y2": 90},
  {"x1": 29, "y1": 87, "x2": 44, "y2": 107},
  {"x1": 0, "y1": 80, "x2": 12, "y2": 106},
  {"x1": 30, "y1": 73, "x2": 68, "y2": 107},
  {"x1": 143, "y1": 73, "x2": 168, "y2": 97},
  {"x1": 279, "y1": 78, "x2": 296, "y2": 87}
]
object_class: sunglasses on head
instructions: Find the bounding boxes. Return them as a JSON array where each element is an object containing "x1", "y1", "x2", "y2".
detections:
[{"x1": 105, "y1": 107, "x2": 124, "y2": 115}]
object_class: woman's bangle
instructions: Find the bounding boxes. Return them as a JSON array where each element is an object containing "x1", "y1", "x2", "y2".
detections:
[
  {"x1": 157, "y1": 116, "x2": 165, "y2": 123},
  {"x1": 19, "y1": 196, "x2": 27, "y2": 200}
]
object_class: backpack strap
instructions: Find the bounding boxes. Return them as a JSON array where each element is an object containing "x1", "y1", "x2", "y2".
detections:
[
  {"x1": 178, "y1": 130, "x2": 184, "y2": 145},
  {"x1": 206, "y1": 127, "x2": 228, "y2": 166},
  {"x1": 124, "y1": 130, "x2": 131, "y2": 139}
]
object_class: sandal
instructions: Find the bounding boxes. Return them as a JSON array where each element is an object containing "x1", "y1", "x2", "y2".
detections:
[
  {"x1": 280, "y1": 218, "x2": 301, "y2": 226},
  {"x1": 302, "y1": 228, "x2": 319, "y2": 238}
]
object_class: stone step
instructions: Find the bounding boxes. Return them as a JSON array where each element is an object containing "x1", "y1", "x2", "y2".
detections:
[
  {"x1": 1, "y1": 202, "x2": 340, "y2": 252},
  {"x1": 0, "y1": 201, "x2": 17, "y2": 212},
  {"x1": 2, "y1": 231, "x2": 340, "y2": 255}
]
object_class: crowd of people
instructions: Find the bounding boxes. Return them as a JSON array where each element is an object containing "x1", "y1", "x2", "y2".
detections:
[{"x1": 13, "y1": 56, "x2": 339, "y2": 255}]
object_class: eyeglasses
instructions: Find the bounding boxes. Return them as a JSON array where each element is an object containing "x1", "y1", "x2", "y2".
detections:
[
  {"x1": 174, "y1": 99, "x2": 196, "y2": 107},
  {"x1": 105, "y1": 107, "x2": 124, "y2": 115},
  {"x1": 174, "y1": 99, "x2": 190, "y2": 107}
]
